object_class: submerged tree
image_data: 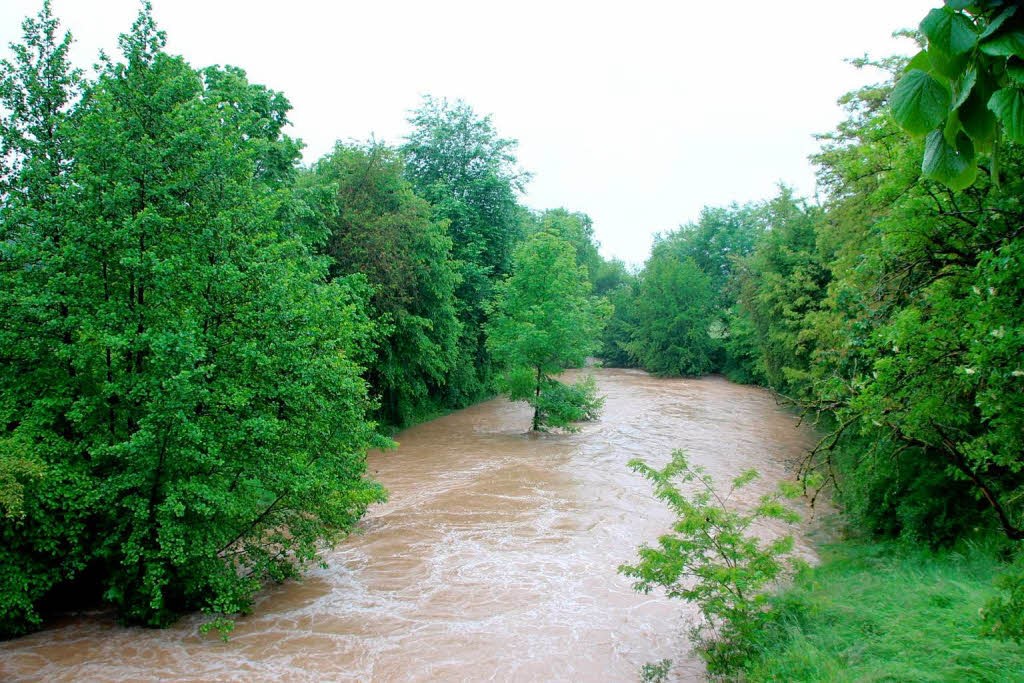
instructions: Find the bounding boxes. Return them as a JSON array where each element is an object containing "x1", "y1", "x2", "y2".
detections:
[{"x1": 486, "y1": 231, "x2": 611, "y2": 432}]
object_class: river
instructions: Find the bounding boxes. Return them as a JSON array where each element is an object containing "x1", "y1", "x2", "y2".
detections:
[{"x1": 0, "y1": 368, "x2": 821, "y2": 681}]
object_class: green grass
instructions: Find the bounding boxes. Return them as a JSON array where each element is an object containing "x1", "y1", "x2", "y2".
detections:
[{"x1": 741, "y1": 539, "x2": 1024, "y2": 682}]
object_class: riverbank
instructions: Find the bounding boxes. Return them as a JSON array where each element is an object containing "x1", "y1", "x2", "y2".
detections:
[
  {"x1": 737, "y1": 537, "x2": 1024, "y2": 681},
  {"x1": 0, "y1": 369, "x2": 816, "y2": 680}
]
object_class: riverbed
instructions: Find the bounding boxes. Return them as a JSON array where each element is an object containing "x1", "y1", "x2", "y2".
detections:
[{"x1": 0, "y1": 368, "x2": 820, "y2": 681}]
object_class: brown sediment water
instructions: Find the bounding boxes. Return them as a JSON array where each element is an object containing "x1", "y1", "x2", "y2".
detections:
[{"x1": 0, "y1": 368, "x2": 822, "y2": 682}]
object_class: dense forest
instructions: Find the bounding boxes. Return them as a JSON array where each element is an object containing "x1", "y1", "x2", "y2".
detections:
[{"x1": 1, "y1": 0, "x2": 1023, "y2": 679}]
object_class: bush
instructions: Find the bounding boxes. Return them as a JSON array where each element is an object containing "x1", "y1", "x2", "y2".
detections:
[
  {"x1": 531, "y1": 374, "x2": 605, "y2": 432},
  {"x1": 619, "y1": 450, "x2": 802, "y2": 676}
]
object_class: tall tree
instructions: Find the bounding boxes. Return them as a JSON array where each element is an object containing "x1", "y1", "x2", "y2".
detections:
[
  {"x1": 731, "y1": 190, "x2": 828, "y2": 395},
  {"x1": 308, "y1": 141, "x2": 461, "y2": 426},
  {"x1": 1, "y1": 4, "x2": 386, "y2": 635},
  {"x1": 402, "y1": 96, "x2": 529, "y2": 404},
  {"x1": 626, "y1": 250, "x2": 718, "y2": 377},
  {"x1": 486, "y1": 231, "x2": 610, "y2": 432},
  {"x1": 0, "y1": 0, "x2": 86, "y2": 636}
]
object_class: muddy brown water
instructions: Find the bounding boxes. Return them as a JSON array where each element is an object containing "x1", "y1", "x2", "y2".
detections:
[{"x1": 0, "y1": 368, "x2": 823, "y2": 682}]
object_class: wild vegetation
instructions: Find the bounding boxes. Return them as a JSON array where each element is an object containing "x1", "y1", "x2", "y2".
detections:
[
  {"x1": 0, "y1": 2, "x2": 616, "y2": 637},
  {"x1": 1, "y1": 0, "x2": 1021, "y2": 679},
  {"x1": 613, "y1": 1, "x2": 1024, "y2": 676},
  {"x1": 486, "y1": 230, "x2": 611, "y2": 432}
]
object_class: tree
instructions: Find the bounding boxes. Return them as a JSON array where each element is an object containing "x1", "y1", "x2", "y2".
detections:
[
  {"x1": 1, "y1": 3, "x2": 387, "y2": 635},
  {"x1": 0, "y1": 0, "x2": 88, "y2": 637},
  {"x1": 731, "y1": 190, "x2": 828, "y2": 396},
  {"x1": 796, "y1": 56, "x2": 1024, "y2": 543},
  {"x1": 402, "y1": 96, "x2": 530, "y2": 405},
  {"x1": 308, "y1": 141, "x2": 461, "y2": 426},
  {"x1": 486, "y1": 231, "x2": 611, "y2": 431},
  {"x1": 626, "y1": 250, "x2": 718, "y2": 377},
  {"x1": 598, "y1": 271, "x2": 640, "y2": 368},
  {"x1": 619, "y1": 450, "x2": 802, "y2": 676}
]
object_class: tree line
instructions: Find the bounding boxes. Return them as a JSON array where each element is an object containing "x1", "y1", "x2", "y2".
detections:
[
  {"x1": 605, "y1": 2, "x2": 1024, "y2": 655},
  {"x1": 0, "y1": 2, "x2": 614, "y2": 637}
]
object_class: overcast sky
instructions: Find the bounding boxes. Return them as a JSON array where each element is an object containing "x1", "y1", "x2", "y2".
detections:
[{"x1": 1, "y1": 0, "x2": 935, "y2": 265}]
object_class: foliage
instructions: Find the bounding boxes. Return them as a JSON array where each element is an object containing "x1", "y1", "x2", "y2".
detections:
[
  {"x1": 982, "y1": 551, "x2": 1024, "y2": 643},
  {"x1": 0, "y1": 0, "x2": 91, "y2": 637},
  {"x1": 486, "y1": 231, "x2": 611, "y2": 431},
  {"x1": 640, "y1": 658, "x2": 673, "y2": 683},
  {"x1": 402, "y1": 96, "x2": 529, "y2": 405},
  {"x1": 526, "y1": 208, "x2": 628, "y2": 295},
  {"x1": 731, "y1": 190, "x2": 827, "y2": 398},
  {"x1": 307, "y1": 141, "x2": 461, "y2": 427},
  {"x1": 1, "y1": 3, "x2": 386, "y2": 636},
  {"x1": 625, "y1": 252, "x2": 718, "y2": 376},
  {"x1": 598, "y1": 273, "x2": 640, "y2": 367},
  {"x1": 601, "y1": 202, "x2": 765, "y2": 378},
  {"x1": 738, "y1": 539, "x2": 1024, "y2": 681},
  {"x1": 619, "y1": 450, "x2": 803, "y2": 676},
  {"x1": 890, "y1": 1, "x2": 1024, "y2": 188}
]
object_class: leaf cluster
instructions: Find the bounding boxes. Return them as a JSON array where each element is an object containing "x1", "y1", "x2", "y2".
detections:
[
  {"x1": 891, "y1": 1, "x2": 1024, "y2": 187},
  {"x1": 619, "y1": 450, "x2": 803, "y2": 676}
]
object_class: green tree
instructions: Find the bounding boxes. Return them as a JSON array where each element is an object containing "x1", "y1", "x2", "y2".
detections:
[
  {"x1": 598, "y1": 271, "x2": 640, "y2": 368},
  {"x1": 620, "y1": 450, "x2": 802, "y2": 676},
  {"x1": 802, "y1": 56, "x2": 1024, "y2": 542},
  {"x1": 0, "y1": 0, "x2": 89, "y2": 636},
  {"x1": 731, "y1": 190, "x2": 828, "y2": 396},
  {"x1": 308, "y1": 141, "x2": 461, "y2": 426},
  {"x1": 1, "y1": 3, "x2": 387, "y2": 635},
  {"x1": 402, "y1": 96, "x2": 529, "y2": 405},
  {"x1": 626, "y1": 249, "x2": 718, "y2": 377},
  {"x1": 486, "y1": 231, "x2": 610, "y2": 431}
]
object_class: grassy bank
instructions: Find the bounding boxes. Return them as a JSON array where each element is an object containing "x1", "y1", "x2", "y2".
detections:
[{"x1": 740, "y1": 539, "x2": 1024, "y2": 681}]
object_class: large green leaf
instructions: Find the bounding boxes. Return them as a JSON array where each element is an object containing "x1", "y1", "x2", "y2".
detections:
[
  {"x1": 927, "y1": 44, "x2": 970, "y2": 80},
  {"x1": 921, "y1": 8, "x2": 977, "y2": 56},
  {"x1": 979, "y1": 30, "x2": 1024, "y2": 58},
  {"x1": 979, "y1": 6, "x2": 1016, "y2": 41},
  {"x1": 905, "y1": 50, "x2": 932, "y2": 73},
  {"x1": 952, "y1": 69, "x2": 976, "y2": 110},
  {"x1": 922, "y1": 130, "x2": 977, "y2": 190},
  {"x1": 960, "y1": 88, "x2": 998, "y2": 148},
  {"x1": 988, "y1": 87, "x2": 1024, "y2": 143},
  {"x1": 892, "y1": 70, "x2": 951, "y2": 136}
]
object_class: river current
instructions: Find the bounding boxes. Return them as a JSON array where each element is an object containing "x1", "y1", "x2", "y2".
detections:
[{"x1": 0, "y1": 368, "x2": 821, "y2": 681}]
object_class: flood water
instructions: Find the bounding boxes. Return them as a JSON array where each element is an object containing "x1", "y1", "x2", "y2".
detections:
[{"x1": 1, "y1": 368, "x2": 822, "y2": 681}]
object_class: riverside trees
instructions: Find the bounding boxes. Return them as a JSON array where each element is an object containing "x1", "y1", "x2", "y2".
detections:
[
  {"x1": 0, "y1": 2, "x2": 619, "y2": 637},
  {"x1": 0, "y1": 3, "x2": 389, "y2": 635},
  {"x1": 308, "y1": 141, "x2": 461, "y2": 427},
  {"x1": 486, "y1": 232, "x2": 611, "y2": 432},
  {"x1": 402, "y1": 96, "x2": 530, "y2": 407},
  {"x1": 609, "y1": 4, "x2": 1024, "y2": 663}
]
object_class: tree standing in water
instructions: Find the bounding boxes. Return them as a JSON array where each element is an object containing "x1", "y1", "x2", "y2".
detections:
[{"x1": 486, "y1": 231, "x2": 611, "y2": 432}]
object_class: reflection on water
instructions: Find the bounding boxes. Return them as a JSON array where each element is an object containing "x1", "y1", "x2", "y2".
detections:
[{"x1": 0, "y1": 369, "x2": 821, "y2": 682}]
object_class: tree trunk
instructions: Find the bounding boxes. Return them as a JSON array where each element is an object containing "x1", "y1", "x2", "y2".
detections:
[{"x1": 532, "y1": 365, "x2": 542, "y2": 431}]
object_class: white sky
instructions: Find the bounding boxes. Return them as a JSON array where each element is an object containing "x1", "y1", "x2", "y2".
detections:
[{"x1": 1, "y1": 0, "x2": 935, "y2": 265}]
